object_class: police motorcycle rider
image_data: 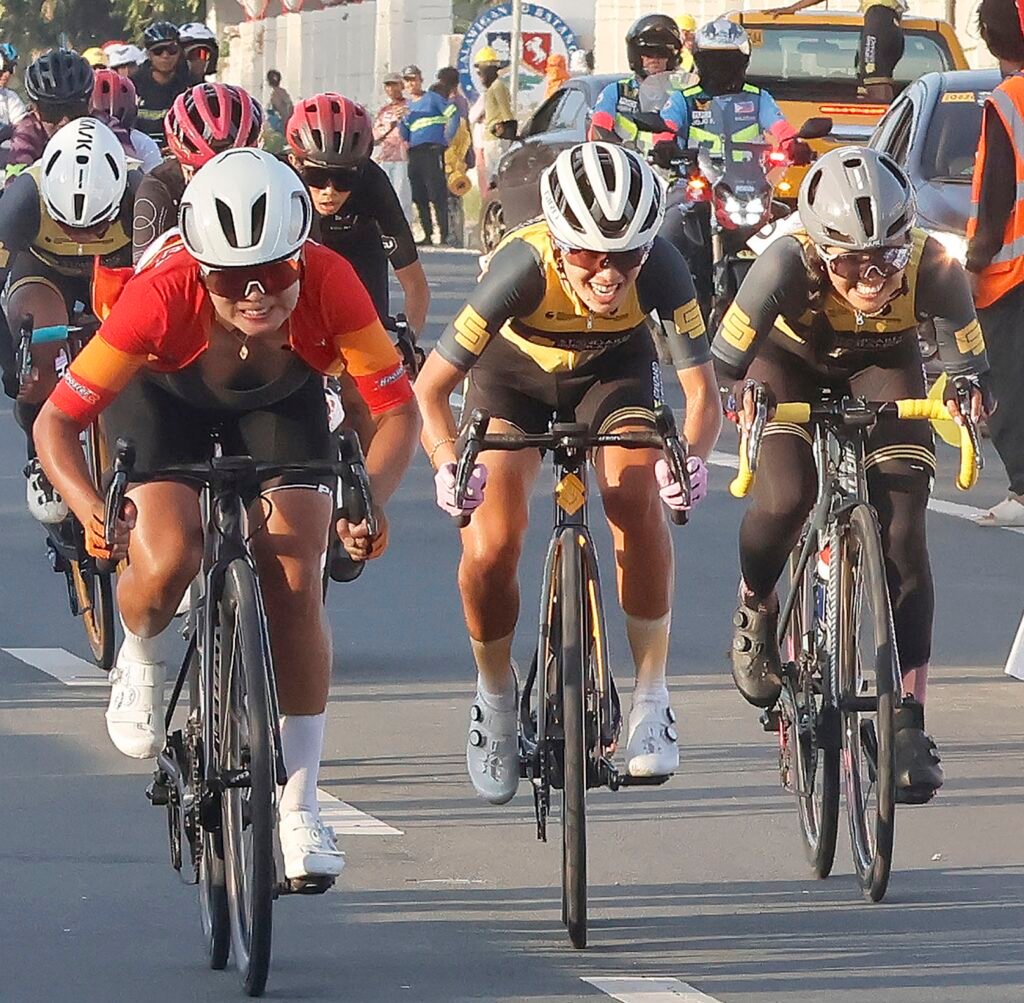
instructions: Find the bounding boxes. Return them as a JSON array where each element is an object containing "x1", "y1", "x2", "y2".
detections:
[
  {"x1": 658, "y1": 18, "x2": 808, "y2": 317},
  {"x1": 589, "y1": 14, "x2": 691, "y2": 153}
]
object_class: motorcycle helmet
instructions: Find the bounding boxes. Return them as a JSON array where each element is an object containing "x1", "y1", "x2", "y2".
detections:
[
  {"x1": 693, "y1": 18, "x2": 751, "y2": 95},
  {"x1": 626, "y1": 14, "x2": 684, "y2": 79}
]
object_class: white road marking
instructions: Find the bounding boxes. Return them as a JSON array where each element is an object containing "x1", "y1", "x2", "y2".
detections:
[
  {"x1": 708, "y1": 450, "x2": 1024, "y2": 535},
  {"x1": 316, "y1": 788, "x2": 403, "y2": 836},
  {"x1": 582, "y1": 976, "x2": 724, "y2": 1002},
  {"x1": 2, "y1": 647, "x2": 108, "y2": 687}
]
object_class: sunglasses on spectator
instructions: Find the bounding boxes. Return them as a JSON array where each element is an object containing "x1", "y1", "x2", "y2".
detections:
[
  {"x1": 555, "y1": 241, "x2": 652, "y2": 273},
  {"x1": 300, "y1": 165, "x2": 362, "y2": 191},
  {"x1": 817, "y1": 244, "x2": 912, "y2": 282},
  {"x1": 149, "y1": 44, "x2": 180, "y2": 57},
  {"x1": 200, "y1": 257, "x2": 301, "y2": 300}
]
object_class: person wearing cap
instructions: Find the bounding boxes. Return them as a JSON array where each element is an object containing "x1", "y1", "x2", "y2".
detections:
[
  {"x1": 81, "y1": 47, "x2": 108, "y2": 69},
  {"x1": 373, "y1": 71, "x2": 412, "y2": 221},
  {"x1": 399, "y1": 65, "x2": 459, "y2": 245},
  {"x1": 0, "y1": 44, "x2": 27, "y2": 139},
  {"x1": 134, "y1": 22, "x2": 192, "y2": 144},
  {"x1": 474, "y1": 46, "x2": 515, "y2": 187},
  {"x1": 105, "y1": 43, "x2": 143, "y2": 78}
]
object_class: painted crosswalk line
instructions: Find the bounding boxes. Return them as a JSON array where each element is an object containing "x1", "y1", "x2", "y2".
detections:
[{"x1": 582, "y1": 976, "x2": 723, "y2": 1002}]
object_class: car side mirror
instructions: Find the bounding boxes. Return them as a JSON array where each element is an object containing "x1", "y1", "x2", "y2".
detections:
[{"x1": 798, "y1": 117, "x2": 833, "y2": 140}]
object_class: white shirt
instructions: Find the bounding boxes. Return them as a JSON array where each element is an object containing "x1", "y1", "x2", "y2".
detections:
[
  {"x1": 128, "y1": 129, "x2": 163, "y2": 173},
  {"x1": 0, "y1": 87, "x2": 28, "y2": 129}
]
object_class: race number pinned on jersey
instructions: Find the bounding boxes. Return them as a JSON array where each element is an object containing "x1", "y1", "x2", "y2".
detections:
[{"x1": 746, "y1": 210, "x2": 804, "y2": 257}]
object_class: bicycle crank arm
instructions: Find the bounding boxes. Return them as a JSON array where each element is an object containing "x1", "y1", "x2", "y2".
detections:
[{"x1": 600, "y1": 759, "x2": 671, "y2": 790}]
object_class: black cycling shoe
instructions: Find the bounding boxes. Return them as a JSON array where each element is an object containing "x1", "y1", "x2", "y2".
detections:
[
  {"x1": 893, "y1": 697, "x2": 944, "y2": 804},
  {"x1": 731, "y1": 601, "x2": 783, "y2": 708}
]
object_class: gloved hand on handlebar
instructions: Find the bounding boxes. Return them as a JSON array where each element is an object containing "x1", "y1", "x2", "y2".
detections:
[
  {"x1": 434, "y1": 461, "x2": 488, "y2": 518},
  {"x1": 787, "y1": 138, "x2": 813, "y2": 166},
  {"x1": 651, "y1": 139, "x2": 683, "y2": 170},
  {"x1": 942, "y1": 373, "x2": 993, "y2": 425},
  {"x1": 655, "y1": 456, "x2": 707, "y2": 511}
]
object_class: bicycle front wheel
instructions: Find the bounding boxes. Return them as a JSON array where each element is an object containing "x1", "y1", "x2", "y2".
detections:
[
  {"x1": 79, "y1": 420, "x2": 115, "y2": 668},
  {"x1": 781, "y1": 542, "x2": 840, "y2": 878},
  {"x1": 219, "y1": 560, "x2": 276, "y2": 996},
  {"x1": 557, "y1": 529, "x2": 588, "y2": 950},
  {"x1": 837, "y1": 505, "x2": 897, "y2": 902}
]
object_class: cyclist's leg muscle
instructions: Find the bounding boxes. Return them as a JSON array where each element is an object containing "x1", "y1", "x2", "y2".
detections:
[{"x1": 250, "y1": 486, "x2": 334, "y2": 715}]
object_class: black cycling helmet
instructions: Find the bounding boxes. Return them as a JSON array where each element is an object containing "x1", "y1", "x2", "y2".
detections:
[
  {"x1": 143, "y1": 21, "x2": 180, "y2": 49},
  {"x1": 25, "y1": 49, "x2": 94, "y2": 105},
  {"x1": 626, "y1": 14, "x2": 683, "y2": 79}
]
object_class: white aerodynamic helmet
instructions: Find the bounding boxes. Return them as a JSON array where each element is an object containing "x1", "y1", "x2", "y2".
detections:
[
  {"x1": 104, "y1": 43, "x2": 144, "y2": 69},
  {"x1": 40, "y1": 117, "x2": 128, "y2": 229},
  {"x1": 540, "y1": 142, "x2": 665, "y2": 252},
  {"x1": 178, "y1": 148, "x2": 312, "y2": 267}
]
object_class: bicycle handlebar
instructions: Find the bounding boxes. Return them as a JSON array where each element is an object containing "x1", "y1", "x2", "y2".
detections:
[
  {"x1": 730, "y1": 388, "x2": 980, "y2": 499},
  {"x1": 452, "y1": 403, "x2": 691, "y2": 528}
]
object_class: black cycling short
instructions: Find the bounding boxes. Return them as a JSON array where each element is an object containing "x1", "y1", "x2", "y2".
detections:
[
  {"x1": 463, "y1": 331, "x2": 660, "y2": 436},
  {"x1": 103, "y1": 367, "x2": 334, "y2": 496},
  {"x1": 859, "y1": 5, "x2": 905, "y2": 86},
  {"x1": 7, "y1": 253, "x2": 91, "y2": 314}
]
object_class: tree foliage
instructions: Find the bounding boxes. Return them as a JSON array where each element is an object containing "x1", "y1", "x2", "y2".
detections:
[{"x1": 112, "y1": 0, "x2": 202, "y2": 42}]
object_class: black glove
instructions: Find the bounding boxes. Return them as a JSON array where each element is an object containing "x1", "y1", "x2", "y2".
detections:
[
  {"x1": 944, "y1": 372, "x2": 995, "y2": 419},
  {"x1": 652, "y1": 140, "x2": 682, "y2": 170},
  {"x1": 789, "y1": 139, "x2": 813, "y2": 166}
]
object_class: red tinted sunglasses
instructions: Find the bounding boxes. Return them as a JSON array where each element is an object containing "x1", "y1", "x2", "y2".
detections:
[
  {"x1": 201, "y1": 257, "x2": 301, "y2": 300},
  {"x1": 555, "y1": 242, "x2": 651, "y2": 273},
  {"x1": 818, "y1": 245, "x2": 912, "y2": 282}
]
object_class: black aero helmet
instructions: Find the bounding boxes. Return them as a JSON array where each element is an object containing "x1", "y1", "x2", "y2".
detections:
[
  {"x1": 25, "y1": 49, "x2": 94, "y2": 105},
  {"x1": 626, "y1": 14, "x2": 683, "y2": 79},
  {"x1": 143, "y1": 21, "x2": 180, "y2": 49}
]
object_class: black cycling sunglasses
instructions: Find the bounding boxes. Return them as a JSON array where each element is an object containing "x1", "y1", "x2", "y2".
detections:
[
  {"x1": 300, "y1": 165, "x2": 362, "y2": 191},
  {"x1": 818, "y1": 245, "x2": 912, "y2": 282},
  {"x1": 149, "y1": 43, "x2": 180, "y2": 57}
]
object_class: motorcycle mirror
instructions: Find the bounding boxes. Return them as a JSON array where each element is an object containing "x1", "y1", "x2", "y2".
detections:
[
  {"x1": 798, "y1": 117, "x2": 833, "y2": 140},
  {"x1": 770, "y1": 200, "x2": 793, "y2": 222},
  {"x1": 631, "y1": 111, "x2": 670, "y2": 134}
]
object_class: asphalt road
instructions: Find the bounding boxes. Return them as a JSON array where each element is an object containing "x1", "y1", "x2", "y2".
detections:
[{"x1": 1, "y1": 247, "x2": 1021, "y2": 1003}]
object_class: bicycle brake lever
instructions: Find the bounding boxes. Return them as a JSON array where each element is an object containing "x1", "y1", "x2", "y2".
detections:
[
  {"x1": 653, "y1": 404, "x2": 689, "y2": 526},
  {"x1": 17, "y1": 315, "x2": 34, "y2": 385},
  {"x1": 954, "y1": 381, "x2": 984, "y2": 474},
  {"x1": 453, "y1": 408, "x2": 490, "y2": 528},
  {"x1": 747, "y1": 385, "x2": 769, "y2": 475}
]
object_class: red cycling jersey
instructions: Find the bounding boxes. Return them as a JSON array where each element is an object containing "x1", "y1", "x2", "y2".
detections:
[{"x1": 50, "y1": 237, "x2": 413, "y2": 427}]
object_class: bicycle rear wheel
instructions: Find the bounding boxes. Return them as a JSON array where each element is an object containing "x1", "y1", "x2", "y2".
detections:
[
  {"x1": 219, "y1": 560, "x2": 276, "y2": 996},
  {"x1": 191, "y1": 635, "x2": 230, "y2": 969},
  {"x1": 780, "y1": 542, "x2": 840, "y2": 878},
  {"x1": 837, "y1": 505, "x2": 897, "y2": 902},
  {"x1": 556, "y1": 528, "x2": 588, "y2": 950}
]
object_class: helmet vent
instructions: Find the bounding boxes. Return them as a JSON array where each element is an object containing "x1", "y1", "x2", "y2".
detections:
[
  {"x1": 855, "y1": 196, "x2": 875, "y2": 239},
  {"x1": 250, "y1": 192, "x2": 267, "y2": 244},
  {"x1": 105, "y1": 153, "x2": 120, "y2": 177},
  {"x1": 73, "y1": 193, "x2": 85, "y2": 221},
  {"x1": 215, "y1": 198, "x2": 239, "y2": 248}
]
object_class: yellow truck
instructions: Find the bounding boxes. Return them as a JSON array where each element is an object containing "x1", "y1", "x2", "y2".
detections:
[{"x1": 734, "y1": 11, "x2": 969, "y2": 199}]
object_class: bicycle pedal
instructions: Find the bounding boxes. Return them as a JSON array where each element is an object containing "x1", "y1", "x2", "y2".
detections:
[
  {"x1": 616, "y1": 773, "x2": 671, "y2": 788},
  {"x1": 279, "y1": 875, "x2": 336, "y2": 896},
  {"x1": 147, "y1": 771, "x2": 171, "y2": 806}
]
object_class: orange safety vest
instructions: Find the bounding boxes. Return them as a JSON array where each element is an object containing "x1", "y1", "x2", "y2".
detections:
[{"x1": 968, "y1": 74, "x2": 1024, "y2": 309}]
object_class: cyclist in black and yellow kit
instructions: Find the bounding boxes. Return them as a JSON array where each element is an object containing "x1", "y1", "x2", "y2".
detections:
[
  {"x1": 713, "y1": 148, "x2": 990, "y2": 804},
  {"x1": 0, "y1": 118, "x2": 137, "y2": 521},
  {"x1": 415, "y1": 142, "x2": 721, "y2": 804}
]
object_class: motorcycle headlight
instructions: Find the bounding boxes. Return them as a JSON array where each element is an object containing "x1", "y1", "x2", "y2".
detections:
[
  {"x1": 747, "y1": 198, "x2": 765, "y2": 216},
  {"x1": 724, "y1": 196, "x2": 741, "y2": 214},
  {"x1": 729, "y1": 210, "x2": 746, "y2": 226},
  {"x1": 927, "y1": 230, "x2": 968, "y2": 265}
]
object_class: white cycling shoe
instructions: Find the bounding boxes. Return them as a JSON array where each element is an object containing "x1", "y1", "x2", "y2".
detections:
[
  {"x1": 106, "y1": 653, "x2": 165, "y2": 759},
  {"x1": 279, "y1": 808, "x2": 345, "y2": 880},
  {"x1": 24, "y1": 458, "x2": 68, "y2": 524},
  {"x1": 625, "y1": 689, "x2": 679, "y2": 777},
  {"x1": 466, "y1": 680, "x2": 520, "y2": 805}
]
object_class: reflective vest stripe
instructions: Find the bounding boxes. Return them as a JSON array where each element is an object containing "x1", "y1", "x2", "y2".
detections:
[
  {"x1": 968, "y1": 74, "x2": 1024, "y2": 308},
  {"x1": 409, "y1": 115, "x2": 447, "y2": 131}
]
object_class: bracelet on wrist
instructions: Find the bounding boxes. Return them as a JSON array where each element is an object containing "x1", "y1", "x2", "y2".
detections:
[{"x1": 427, "y1": 435, "x2": 457, "y2": 467}]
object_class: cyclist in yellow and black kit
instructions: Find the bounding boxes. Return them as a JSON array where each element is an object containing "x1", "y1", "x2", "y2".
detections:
[
  {"x1": 0, "y1": 118, "x2": 137, "y2": 522},
  {"x1": 416, "y1": 143, "x2": 721, "y2": 805},
  {"x1": 713, "y1": 148, "x2": 990, "y2": 804}
]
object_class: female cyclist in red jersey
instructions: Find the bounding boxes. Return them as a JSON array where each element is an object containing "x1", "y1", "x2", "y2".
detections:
[{"x1": 35, "y1": 149, "x2": 420, "y2": 880}]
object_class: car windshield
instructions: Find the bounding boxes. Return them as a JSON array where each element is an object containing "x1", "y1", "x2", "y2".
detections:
[
  {"x1": 746, "y1": 25, "x2": 952, "y2": 101},
  {"x1": 919, "y1": 95, "x2": 987, "y2": 181}
]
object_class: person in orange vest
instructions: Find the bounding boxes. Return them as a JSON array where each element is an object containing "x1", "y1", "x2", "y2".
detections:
[{"x1": 966, "y1": 0, "x2": 1024, "y2": 527}]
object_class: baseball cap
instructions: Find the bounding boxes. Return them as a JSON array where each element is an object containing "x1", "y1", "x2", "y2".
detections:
[
  {"x1": 401, "y1": 64, "x2": 422, "y2": 78},
  {"x1": 383, "y1": 71, "x2": 402, "y2": 84}
]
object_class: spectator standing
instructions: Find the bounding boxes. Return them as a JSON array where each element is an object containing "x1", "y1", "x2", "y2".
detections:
[
  {"x1": 0, "y1": 45, "x2": 28, "y2": 140},
  {"x1": 373, "y1": 71, "x2": 412, "y2": 221},
  {"x1": 474, "y1": 47, "x2": 516, "y2": 186},
  {"x1": 966, "y1": 0, "x2": 1024, "y2": 526},
  {"x1": 399, "y1": 64, "x2": 457, "y2": 246},
  {"x1": 133, "y1": 22, "x2": 192, "y2": 144},
  {"x1": 266, "y1": 69, "x2": 294, "y2": 132},
  {"x1": 435, "y1": 68, "x2": 474, "y2": 246}
]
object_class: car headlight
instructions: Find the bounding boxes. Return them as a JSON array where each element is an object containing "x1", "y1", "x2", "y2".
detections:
[{"x1": 927, "y1": 230, "x2": 968, "y2": 265}]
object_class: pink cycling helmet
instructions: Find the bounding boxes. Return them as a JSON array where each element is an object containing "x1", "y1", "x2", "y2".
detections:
[
  {"x1": 286, "y1": 92, "x2": 373, "y2": 167},
  {"x1": 164, "y1": 82, "x2": 263, "y2": 169},
  {"x1": 90, "y1": 67, "x2": 138, "y2": 129}
]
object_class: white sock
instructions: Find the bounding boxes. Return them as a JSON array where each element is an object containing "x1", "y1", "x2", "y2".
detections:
[
  {"x1": 279, "y1": 712, "x2": 326, "y2": 815},
  {"x1": 626, "y1": 612, "x2": 671, "y2": 703},
  {"x1": 470, "y1": 633, "x2": 516, "y2": 709},
  {"x1": 118, "y1": 614, "x2": 175, "y2": 665}
]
